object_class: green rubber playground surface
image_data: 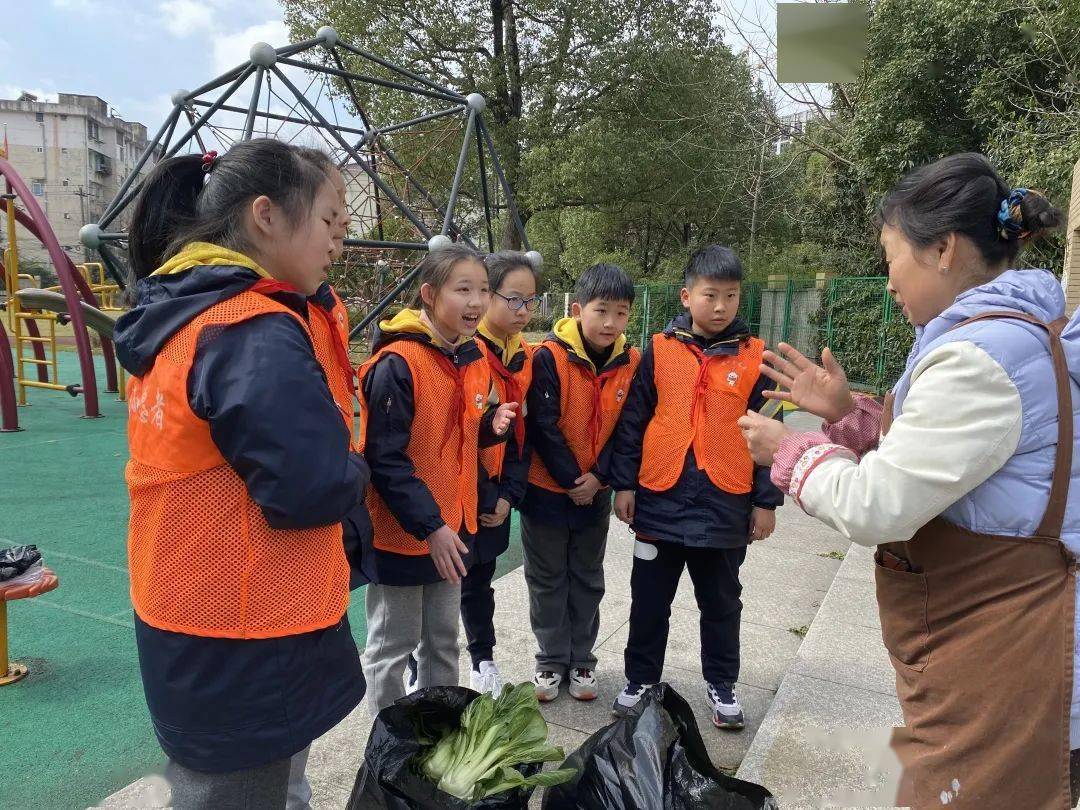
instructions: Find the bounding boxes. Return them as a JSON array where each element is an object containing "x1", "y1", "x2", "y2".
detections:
[{"x1": 0, "y1": 350, "x2": 523, "y2": 809}]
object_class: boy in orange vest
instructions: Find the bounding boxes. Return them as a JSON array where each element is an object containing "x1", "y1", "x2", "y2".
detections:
[
  {"x1": 609, "y1": 245, "x2": 783, "y2": 728},
  {"x1": 520, "y1": 263, "x2": 640, "y2": 703}
]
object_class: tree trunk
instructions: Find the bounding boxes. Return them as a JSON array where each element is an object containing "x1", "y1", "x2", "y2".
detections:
[{"x1": 494, "y1": 0, "x2": 527, "y2": 248}]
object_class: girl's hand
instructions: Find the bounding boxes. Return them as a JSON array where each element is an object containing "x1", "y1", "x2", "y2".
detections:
[
  {"x1": 492, "y1": 402, "x2": 519, "y2": 436},
  {"x1": 614, "y1": 491, "x2": 635, "y2": 525},
  {"x1": 760, "y1": 343, "x2": 855, "y2": 424},
  {"x1": 479, "y1": 498, "x2": 511, "y2": 528},
  {"x1": 737, "y1": 410, "x2": 793, "y2": 466},
  {"x1": 568, "y1": 472, "x2": 604, "y2": 506},
  {"x1": 427, "y1": 525, "x2": 469, "y2": 584},
  {"x1": 749, "y1": 507, "x2": 776, "y2": 543}
]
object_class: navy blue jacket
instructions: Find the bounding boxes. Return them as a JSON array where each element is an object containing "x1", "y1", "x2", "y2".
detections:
[
  {"x1": 114, "y1": 264, "x2": 367, "y2": 772},
  {"x1": 608, "y1": 313, "x2": 784, "y2": 549},
  {"x1": 357, "y1": 323, "x2": 506, "y2": 585},
  {"x1": 474, "y1": 331, "x2": 532, "y2": 562},
  {"x1": 519, "y1": 323, "x2": 634, "y2": 530}
]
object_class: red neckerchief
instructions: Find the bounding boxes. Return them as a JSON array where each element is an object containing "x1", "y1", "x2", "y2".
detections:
[
  {"x1": 479, "y1": 340, "x2": 525, "y2": 454},
  {"x1": 685, "y1": 342, "x2": 714, "y2": 429},
  {"x1": 250, "y1": 278, "x2": 357, "y2": 407},
  {"x1": 430, "y1": 349, "x2": 467, "y2": 453},
  {"x1": 587, "y1": 364, "x2": 621, "y2": 455}
]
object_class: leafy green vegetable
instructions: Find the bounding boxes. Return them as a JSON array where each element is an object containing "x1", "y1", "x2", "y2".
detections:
[{"x1": 415, "y1": 682, "x2": 577, "y2": 801}]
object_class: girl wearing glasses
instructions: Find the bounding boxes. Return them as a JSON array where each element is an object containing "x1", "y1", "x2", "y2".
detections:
[{"x1": 466, "y1": 250, "x2": 541, "y2": 695}]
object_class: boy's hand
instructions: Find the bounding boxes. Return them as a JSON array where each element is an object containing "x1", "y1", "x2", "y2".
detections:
[
  {"x1": 479, "y1": 498, "x2": 511, "y2": 528},
  {"x1": 614, "y1": 490, "x2": 635, "y2": 524},
  {"x1": 737, "y1": 410, "x2": 793, "y2": 466},
  {"x1": 492, "y1": 402, "x2": 519, "y2": 436},
  {"x1": 427, "y1": 525, "x2": 469, "y2": 583},
  {"x1": 749, "y1": 507, "x2": 776, "y2": 543},
  {"x1": 568, "y1": 472, "x2": 603, "y2": 505}
]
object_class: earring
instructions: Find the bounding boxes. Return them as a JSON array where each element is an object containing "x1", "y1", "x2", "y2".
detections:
[{"x1": 940, "y1": 266, "x2": 950, "y2": 274}]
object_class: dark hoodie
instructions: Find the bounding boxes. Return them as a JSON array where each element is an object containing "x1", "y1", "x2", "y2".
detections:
[
  {"x1": 473, "y1": 327, "x2": 533, "y2": 562},
  {"x1": 113, "y1": 249, "x2": 368, "y2": 772},
  {"x1": 357, "y1": 308, "x2": 506, "y2": 586},
  {"x1": 519, "y1": 317, "x2": 637, "y2": 530},
  {"x1": 608, "y1": 312, "x2": 783, "y2": 549}
]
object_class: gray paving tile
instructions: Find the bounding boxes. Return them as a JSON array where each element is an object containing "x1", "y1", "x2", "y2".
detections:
[
  {"x1": 736, "y1": 673, "x2": 904, "y2": 808},
  {"x1": 741, "y1": 543, "x2": 842, "y2": 593},
  {"x1": 792, "y1": 617, "x2": 897, "y2": 697},
  {"x1": 813, "y1": 570, "x2": 881, "y2": 632}
]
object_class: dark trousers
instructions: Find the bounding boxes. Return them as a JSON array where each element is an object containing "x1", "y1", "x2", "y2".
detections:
[
  {"x1": 624, "y1": 539, "x2": 746, "y2": 686},
  {"x1": 460, "y1": 558, "x2": 498, "y2": 669}
]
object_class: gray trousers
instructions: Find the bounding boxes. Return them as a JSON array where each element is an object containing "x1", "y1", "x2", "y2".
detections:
[
  {"x1": 286, "y1": 746, "x2": 311, "y2": 810},
  {"x1": 362, "y1": 581, "x2": 461, "y2": 712},
  {"x1": 165, "y1": 756, "x2": 290, "y2": 810},
  {"x1": 521, "y1": 510, "x2": 609, "y2": 674}
]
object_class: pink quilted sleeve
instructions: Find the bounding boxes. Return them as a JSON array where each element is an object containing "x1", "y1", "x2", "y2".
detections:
[{"x1": 821, "y1": 395, "x2": 884, "y2": 457}]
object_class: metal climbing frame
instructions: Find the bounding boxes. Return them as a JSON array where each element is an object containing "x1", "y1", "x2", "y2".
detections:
[
  {"x1": 85, "y1": 26, "x2": 540, "y2": 340},
  {"x1": 1, "y1": 158, "x2": 121, "y2": 423}
]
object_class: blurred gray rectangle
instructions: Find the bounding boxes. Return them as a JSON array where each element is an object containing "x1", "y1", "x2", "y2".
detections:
[{"x1": 777, "y1": 3, "x2": 867, "y2": 83}]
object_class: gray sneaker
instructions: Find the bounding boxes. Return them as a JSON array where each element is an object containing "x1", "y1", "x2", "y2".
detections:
[
  {"x1": 568, "y1": 667, "x2": 598, "y2": 701},
  {"x1": 533, "y1": 670, "x2": 562, "y2": 702}
]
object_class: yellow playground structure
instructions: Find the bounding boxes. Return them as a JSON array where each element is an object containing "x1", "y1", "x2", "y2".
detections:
[{"x1": 2, "y1": 155, "x2": 125, "y2": 431}]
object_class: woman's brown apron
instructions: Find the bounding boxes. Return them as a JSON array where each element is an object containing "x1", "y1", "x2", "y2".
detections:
[{"x1": 876, "y1": 311, "x2": 1075, "y2": 809}]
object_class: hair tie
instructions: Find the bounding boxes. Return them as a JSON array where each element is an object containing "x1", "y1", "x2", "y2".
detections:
[
  {"x1": 997, "y1": 187, "x2": 1039, "y2": 241},
  {"x1": 201, "y1": 150, "x2": 219, "y2": 174}
]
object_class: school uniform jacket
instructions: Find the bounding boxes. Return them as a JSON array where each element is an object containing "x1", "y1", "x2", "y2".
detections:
[
  {"x1": 474, "y1": 327, "x2": 533, "y2": 561},
  {"x1": 520, "y1": 317, "x2": 640, "y2": 529},
  {"x1": 608, "y1": 313, "x2": 783, "y2": 548},
  {"x1": 113, "y1": 243, "x2": 367, "y2": 772},
  {"x1": 357, "y1": 309, "x2": 506, "y2": 585}
]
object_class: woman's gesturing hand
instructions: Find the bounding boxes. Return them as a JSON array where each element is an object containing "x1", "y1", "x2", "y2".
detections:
[
  {"x1": 737, "y1": 410, "x2": 793, "y2": 466},
  {"x1": 760, "y1": 343, "x2": 856, "y2": 424}
]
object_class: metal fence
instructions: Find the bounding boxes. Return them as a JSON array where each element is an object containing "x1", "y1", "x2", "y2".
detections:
[{"x1": 535, "y1": 276, "x2": 913, "y2": 396}]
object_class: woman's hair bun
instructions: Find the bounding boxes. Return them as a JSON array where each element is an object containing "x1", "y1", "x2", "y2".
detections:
[{"x1": 1018, "y1": 190, "x2": 1065, "y2": 242}]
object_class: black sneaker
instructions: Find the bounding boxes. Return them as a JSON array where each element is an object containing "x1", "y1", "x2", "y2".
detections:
[
  {"x1": 612, "y1": 682, "x2": 652, "y2": 716},
  {"x1": 707, "y1": 681, "x2": 744, "y2": 729}
]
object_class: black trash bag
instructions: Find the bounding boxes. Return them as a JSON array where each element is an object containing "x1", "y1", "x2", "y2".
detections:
[
  {"x1": 541, "y1": 684, "x2": 777, "y2": 810},
  {"x1": 0, "y1": 545, "x2": 41, "y2": 582},
  {"x1": 348, "y1": 686, "x2": 543, "y2": 810}
]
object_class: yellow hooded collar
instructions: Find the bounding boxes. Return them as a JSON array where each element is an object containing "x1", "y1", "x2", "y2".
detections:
[
  {"x1": 478, "y1": 321, "x2": 525, "y2": 365},
  {"x1": 378, "y1": 308, "x2": 472, "y2": 350},
  {"x1": 552, "y1": 316, "x2": 627, "y2": 372},
  {"x1": 151, "y1": 242, "x2": 271, "y2": 279}
]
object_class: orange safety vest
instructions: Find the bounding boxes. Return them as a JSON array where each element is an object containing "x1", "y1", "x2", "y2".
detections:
[
  {"x1": 126, "y1": 287, "x2": 354, "y2": 640},
  {"x1": 358, "y1": 340, "x2": 491, "y2": 555},
  {"x1": 639, "y1": 333, "x2": 765, "y2": 494},
  {"x1": 477, "y1": 339, "x2": 533, "y2": 481},
  {"x1": 325, "y1": 287, "x2": 359, "y2": 441},
  {"x1": 528, "y1": 341, "x2": 640, "y2": 493}
]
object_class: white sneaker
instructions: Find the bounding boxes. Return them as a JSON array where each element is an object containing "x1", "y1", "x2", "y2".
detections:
[
  {"x1": 470, "y1": 660, "x2": 503, "y2": 696},
  {"x1": 532, "y1": 670, "x2": 562, "y2": 703},
  {"x1": 612, "y1": 682, "x2": 653, "y2": 716},
  {"x1": 403, "y1": 654, "x2": 418, "y2": 696},
  {"x1": 707, "y1": 681, "x2": 745, "y2": 729},
  {"x1": 568, "y1": 667, "x2": 598, "y2": 701}
]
